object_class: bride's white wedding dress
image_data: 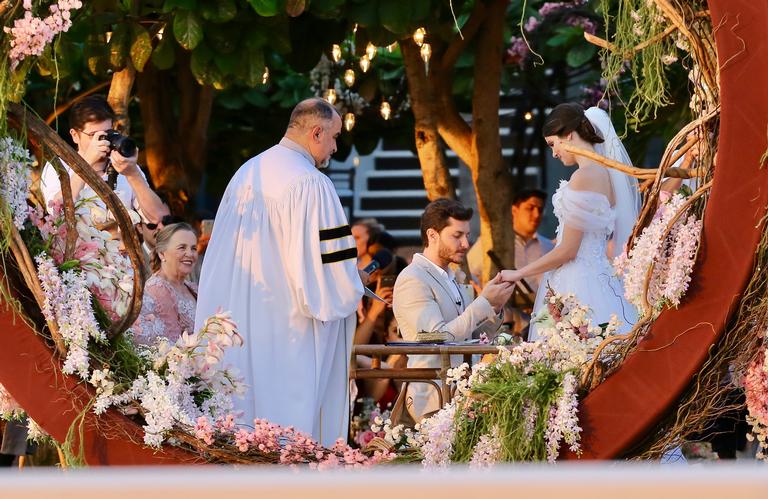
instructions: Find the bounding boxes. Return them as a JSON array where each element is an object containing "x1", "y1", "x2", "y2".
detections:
[{"x1": 529, "y1": 180, "x2": 638, "y2": 340}]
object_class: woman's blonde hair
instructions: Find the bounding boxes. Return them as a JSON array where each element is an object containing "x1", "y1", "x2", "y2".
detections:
[{"x1": 150, "y1": 222, "x2": 197, "y2": 274}]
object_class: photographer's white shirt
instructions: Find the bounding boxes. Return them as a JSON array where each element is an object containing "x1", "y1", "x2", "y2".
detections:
[{"x1": 39, "y1": 159, "x2": 148, "y2": 221}]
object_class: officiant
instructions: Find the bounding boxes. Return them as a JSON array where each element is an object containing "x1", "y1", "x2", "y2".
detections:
[{"x1": 194, "y1": 98, "x2": 364, "y2": 446}]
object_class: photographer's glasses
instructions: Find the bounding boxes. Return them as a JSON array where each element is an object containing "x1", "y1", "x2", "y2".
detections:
[{"x1": 79, "y1": 128, "x2": 110, "y2": 138}]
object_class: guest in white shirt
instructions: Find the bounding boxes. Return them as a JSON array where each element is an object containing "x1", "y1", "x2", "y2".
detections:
[
  {"x1": 39, "y1": 95, "x2": 166, "y2": 226},
  {"x1": 393, "y1": 199, "x2": 514, "y2": 420}
]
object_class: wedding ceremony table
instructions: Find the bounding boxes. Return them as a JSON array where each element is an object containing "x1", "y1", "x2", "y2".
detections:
[{"x1": 351, "y1": 344, "x2": 511, "y2": 423}]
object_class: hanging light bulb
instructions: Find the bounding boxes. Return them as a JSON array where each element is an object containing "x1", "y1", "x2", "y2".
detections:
[
  {"x1": 365, "y1": 42, "x2": 377, "y2": 60},
  {"x1": 413, "y1": 27, "x2": 426, "y2": 46},
  {"x1": 106, "y1": 31, "x2": 113, "y2": 43},
  {"x1": 387, "y1": 42, "x2": 398, "y2": 53},
  {"x1": 344, "y1": 69, "x2": 356, "y2": 87},
  {"x1": 324, "y1": 88, "x2": 337, "y2": 105},
  {"x1": 420, "y1": 43, "x2": 432, "y2": 63},
  {"x1": 524, "y1": 111, "x2": 533, "y2": 121},
  {"x1": 156, "y1": 26, "x2": 165, "y2": 41},
  {"x1": 262, "y1": 66, "x2": 270, "y2": 84},
  {"x1": 331, "y1": 44, "x2": 342, "y2": 63},
  {"x1": 421, "y1": 43, "x2": 432, "y2": 75},
  {"x1": 359, "y1": 55, "x2": 371, "y2": 73},
  {"x1": 380, "y1": 101, "x2": 391, "y2": 120},
  {"x1": 352, "y1": 23, "x2": 358, "y2": 33},
  {"x1": 344, "y1": 113, "x2": 356, "y2": 131}
]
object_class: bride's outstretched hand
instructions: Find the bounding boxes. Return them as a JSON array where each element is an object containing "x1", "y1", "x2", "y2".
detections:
[{"x1": 499, "y1": 269, "x2": 523, "y2": 283}]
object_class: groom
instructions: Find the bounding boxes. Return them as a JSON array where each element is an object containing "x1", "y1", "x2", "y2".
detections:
[{"x1": 393, "y1": 198, "x2": 514, "y2": 420}]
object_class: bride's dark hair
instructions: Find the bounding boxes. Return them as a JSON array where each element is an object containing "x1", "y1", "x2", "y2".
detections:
[{"x1": 542, "y1": 103, "x2": 604, "y2": 144}]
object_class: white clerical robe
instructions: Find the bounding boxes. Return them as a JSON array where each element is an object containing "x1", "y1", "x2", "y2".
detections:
[{"x1": 194, "y1": 138, "x2": 364, "y2": 447}]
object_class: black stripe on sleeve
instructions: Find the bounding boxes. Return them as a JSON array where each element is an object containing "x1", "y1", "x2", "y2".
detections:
[
  {"x1": 319, "y1": 224, "x2": 352, "y2": 241},
  {"x1": 321, "y1": 247, "x2": 358, "y2": 264}
]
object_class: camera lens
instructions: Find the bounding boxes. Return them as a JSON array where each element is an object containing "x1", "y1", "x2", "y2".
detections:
[{"x1": 104, "y1": 130, "x2": 137, "y2": 157}]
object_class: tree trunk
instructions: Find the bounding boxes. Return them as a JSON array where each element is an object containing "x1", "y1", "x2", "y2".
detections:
[
  {"x1": 469, "y1": 0, "x2": 514, "y2": 280},
  {"x1": 135, "y1": 52, "x2": 214, "y2": 216},
  {"x1": 401, "y1": 40, "x2": 455, "y2": 200},
  {"x1": 108, "y1": 65, "x2": 136, "y2": 133}
]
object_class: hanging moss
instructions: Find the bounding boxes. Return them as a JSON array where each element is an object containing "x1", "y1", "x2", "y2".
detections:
[{"x1": 599, "y1": 0, "x2": 696, "y2": 130}]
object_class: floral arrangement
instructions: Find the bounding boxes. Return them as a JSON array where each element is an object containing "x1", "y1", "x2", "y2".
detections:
[
  {"x1": 350, "y1": 397, "x2": 391, "y2": 448},
  {"x1": 0, "y1": 136, "x2": 33, "y2": 230},
  {"x1": 0, "y1": 383, "x2": 23, "y2": 420},
  {"x1": 614, "y1": 189, "x2": 703, "y2": 319},
  {"x1": 371, "y1": 291, "x2": 620, "y2": 467},
  {"x1": 4, "y1": 0, "x2": 83, "y2": 70},
  {"x1": 29, "y1": 198, "x2": 136, "y2": 322}
]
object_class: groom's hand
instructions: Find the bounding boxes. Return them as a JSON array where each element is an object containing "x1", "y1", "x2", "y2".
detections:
[{"x1": 481, "y1": 274, "x2": 514, "y2": 311}]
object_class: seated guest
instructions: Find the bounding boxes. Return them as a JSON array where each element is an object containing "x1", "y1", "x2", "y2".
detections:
[
  {"x1": 137, "y1": 213, "x2": 184, "y2": 275},
  {"x1": 351, "y1": 218, "x2": 385, "y2": 270},
  {"x1": 393, "y1": 199, "x2": 514, "y2": 421},
  {"x1": 132, "y1": 223, "x2": 199, "y2": 346}
]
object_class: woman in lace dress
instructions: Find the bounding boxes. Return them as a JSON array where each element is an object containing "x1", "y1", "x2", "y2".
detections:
[
  {"x1": 132, "y1": 223, "x2": 199, "y2": 346},
  {"x1": 500, "y1": 104, "x2": 639, "y2": 340}
]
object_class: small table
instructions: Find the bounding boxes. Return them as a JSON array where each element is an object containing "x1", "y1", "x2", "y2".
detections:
[{"x1": 350, "y1": 344, "x2": 508, "y2": 424}]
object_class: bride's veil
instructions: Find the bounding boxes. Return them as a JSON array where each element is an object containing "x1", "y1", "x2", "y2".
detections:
[{"x1": 584, "y1": 107, "x2": 640, "y2": 258}]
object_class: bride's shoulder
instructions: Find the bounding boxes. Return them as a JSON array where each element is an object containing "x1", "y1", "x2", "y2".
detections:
[{"x1": 567, "y1": 168, "x2": 611, "y2": 198}]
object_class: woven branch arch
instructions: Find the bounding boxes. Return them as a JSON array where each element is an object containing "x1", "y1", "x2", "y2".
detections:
[{"x1": 0, "y1": 0, "x2": 765, "y2": 465}]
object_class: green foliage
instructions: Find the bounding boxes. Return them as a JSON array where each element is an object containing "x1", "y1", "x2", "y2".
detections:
[
  {"x1": 130, "y1": 24, "x2": 153, "y2": 71},
  {"x1": 451, "y1": 361, "x2": 572, "y2": 462},
  {"x1": 173, "y1": 10, "x2": 204, "y2": 50}
]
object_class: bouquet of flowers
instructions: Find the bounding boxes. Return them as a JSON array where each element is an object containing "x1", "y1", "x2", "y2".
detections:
[{"x1": 395, "y1": 291, "x2": 621, "y2": 467}]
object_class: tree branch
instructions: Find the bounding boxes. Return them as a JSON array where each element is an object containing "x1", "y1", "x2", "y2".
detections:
[{"x1": 440, "y1": 0, "x2": 488, "y2": 71}]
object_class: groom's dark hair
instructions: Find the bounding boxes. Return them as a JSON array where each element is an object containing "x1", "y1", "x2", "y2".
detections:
[{"x1": 420, "y1": 198, "x2": 473, "y2": 246}]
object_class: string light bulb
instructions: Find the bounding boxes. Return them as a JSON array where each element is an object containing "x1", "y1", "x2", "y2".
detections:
[
  {"x1": 106, "y1": 31, "x2": 113, "y2": 43},
  {"x1": 324, "y1": 88, "x2": 337, "y2": 105},
  {"x1": 344, "y1": 113, "x2": 356, "y2": 131},
  {"x1": 365, "y1": 42, "x2": 377, "y2": 60},
  {"x1": 156, "y1": 26, "x2": 164, "y2": 41},
  {"x1": 331, "y1": 44, "x2": 342, "y2": 63},
  {"x1": 420, "y1": 43, "x2": 432, "y2": 63},
  {"x1": 420, "y1": 43, "x2": 432, "y2": 75},
  {"x1": 344, "y1": 69, "x2": 355, "y2": 87},
  {"x1": 524, "y1": 111, "x2": 533, "y2": 121},
  {"x1": 262, "y1": 66, "x2": 270, "y2": 84},
  {"x1": 380, "y1": 101, "x2": 391, "y2": 120},
  {"x1": 386, "y1": 42, "x2": 398, "y2": 53},
  {"x1": 359, "y1": 55, "x2": 371, "y2": 73},
  {"x1": 413, "y1": 27, "x2": 426, "y2": 46}
]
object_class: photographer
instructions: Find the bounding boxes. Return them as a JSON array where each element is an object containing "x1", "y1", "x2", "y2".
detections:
[{"x1": 40, "y1": 95, "x2": 167, "y2": 225}]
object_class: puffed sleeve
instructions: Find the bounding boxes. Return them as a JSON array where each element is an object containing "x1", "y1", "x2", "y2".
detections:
[
  {"x1": 560, "y1": 187, "x2": 616, "y2": 233},
  {"x1": 283, "y1": 174, "x2": 365, "y2": 322}
]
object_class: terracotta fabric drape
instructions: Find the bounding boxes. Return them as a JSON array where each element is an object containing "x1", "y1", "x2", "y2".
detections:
[{"x1": 0, "y1": 268, "x2": 199, "y2": 465}]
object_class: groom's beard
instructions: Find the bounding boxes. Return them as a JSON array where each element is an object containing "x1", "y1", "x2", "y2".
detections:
[{"x1": 438, "y1": 243, "x2": 466, "y2": 265}]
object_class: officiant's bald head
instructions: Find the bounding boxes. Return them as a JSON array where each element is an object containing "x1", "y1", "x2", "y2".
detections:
[{"x1": 285, "y1": 98, "x2": 342, "y2": 168}]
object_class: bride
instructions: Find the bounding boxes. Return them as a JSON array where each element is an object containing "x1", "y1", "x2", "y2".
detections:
[{"x1": 500, "y1": 103, "x2": 639, "y2": 340}]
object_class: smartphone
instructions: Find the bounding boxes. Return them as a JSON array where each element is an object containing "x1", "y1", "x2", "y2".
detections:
[{"x1": 380, "y1": 274, "x2": 397, "y2": 288}]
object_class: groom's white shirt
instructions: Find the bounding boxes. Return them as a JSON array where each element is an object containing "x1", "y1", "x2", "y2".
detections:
[{"x1": 393, "y1": 253, "x2": 501, "y2": 420}]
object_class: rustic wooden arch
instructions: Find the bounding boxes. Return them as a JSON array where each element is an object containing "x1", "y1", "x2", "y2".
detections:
[{"x1": 0, "y1": 0, "x2": 765, "y2": 465}]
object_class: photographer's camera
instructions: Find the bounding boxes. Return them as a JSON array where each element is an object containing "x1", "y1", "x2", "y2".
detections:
[{"x1": 100, "y1": 129, "x2": 137, "y2": 158}]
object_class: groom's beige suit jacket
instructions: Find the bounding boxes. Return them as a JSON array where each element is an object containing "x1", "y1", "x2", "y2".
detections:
[{"x1": 393, "y1": 254, "x2": 501, "y2": 420}]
